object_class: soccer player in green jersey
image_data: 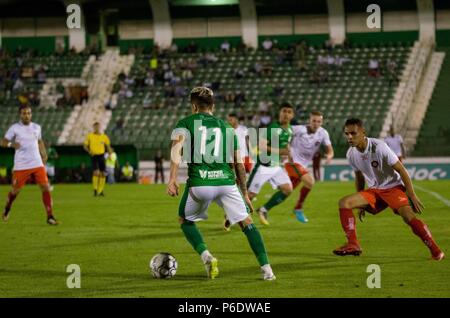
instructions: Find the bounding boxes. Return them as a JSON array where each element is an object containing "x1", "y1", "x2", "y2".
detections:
[
  {"x1": 247, "y1": 102, "x2": 295, "y2": 226},
  {"x1": 167, "y1": 87, "x2": 276, "y2": 280}
]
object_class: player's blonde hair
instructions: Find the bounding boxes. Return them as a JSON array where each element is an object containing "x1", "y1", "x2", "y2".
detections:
[{"x1": 190, "y1": 86, "x2": 214, "y2": 110}]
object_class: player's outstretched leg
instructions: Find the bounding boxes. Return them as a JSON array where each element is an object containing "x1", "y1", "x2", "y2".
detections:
[
  {"x1": 181, "y1": 219, "x2": 219, "y2": 278},
  {"x1": 333, "y1": 194, "x2": 364, "y2": 256},
  {"x1": 258, "y1": 184, "x2": 292, "y2": 226},
  {"x1": 398, "y1": 207, "x2": 445, "y2": 261},
  {"x1": 3, "y1": 190, "x2": 19, "y2": 222},
  {"x1": 333, "y1": 208, "x2": 362, "y2": 256},
  {"x1": 40, "y1": 184, "x2": 59, "y2": 225},
  {"x1": 239, "y1": 220, "x2": 275, "y2": 280},
  {"x1": 293, "y1": 174, "x2": 314, "y2": 223}
]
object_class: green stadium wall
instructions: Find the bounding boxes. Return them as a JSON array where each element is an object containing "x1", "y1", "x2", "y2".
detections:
[
  {"x1": 118, "y1": 38, "x2": 154, "y2": 54},
  {"x1": 0, "y1": 36, "x2": 64, "y2": 54},
  {"x1": 346, "y1": 31, "x2": 419, "y2": 45},
  {"x1": 173, "y1": 36, "x2": 242, "y2": 51},
  {"x1": 436, "y1": 30, "x2": 450, "y2": 46}
]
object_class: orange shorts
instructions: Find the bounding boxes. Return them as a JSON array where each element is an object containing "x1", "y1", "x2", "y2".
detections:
[
  {"x1": 243, "y1": 156, "x2": 253, "y2": 173},
  {"x1": 359, "y1": 185, "x2": 410, "y2": 214},
  {"x1": 284, "y1": 163, "x2": 309, "y2": 188},
  {"x1": 12, "y1": 166, "x2": 48, "y2": 189}
]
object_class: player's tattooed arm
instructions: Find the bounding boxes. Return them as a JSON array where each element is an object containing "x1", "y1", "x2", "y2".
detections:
[
  {"x1": 38, "y1": 140, "x2": 48, "y2": 164},
  {"x1": 234, "y1": 150, "x2": 254, "y2": 213},
  {"x1": 233, "y1": 149, "x2": 246, "y2": 191},
  {"x1": 167, "y1": 135, "x2": 184, "y2": 196},
  {"x1": 393, "y1": 161, "x2": 424, "y2": 213}
]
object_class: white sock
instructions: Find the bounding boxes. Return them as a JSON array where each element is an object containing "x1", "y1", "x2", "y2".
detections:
[
  {"x1": 201, "y1": 250, "x2": 213, "y2": 264},
  {"x1": 261, "y1": 264, "x2": 273, "y2": 275},
  {"x1": 259, "y1": 206, "x2": 268, "y2": 213}
]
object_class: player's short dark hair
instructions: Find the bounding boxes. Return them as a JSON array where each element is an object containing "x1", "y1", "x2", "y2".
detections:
[
  {"x1": 310, "y1": 110, "x2": 323, "y2": 117},
  {"x1": 344, "y1": 118, "x2": 364, "y2": 128},
  {"x1": 190, "y1": 87, "x2": 214, "y2": 110},
  {"x1": 93, "y1": 122, "x2": 100, "y2": 126},
  {"x1": 279, "y1": 101, "x2": 294, "y2": 111},
  {"x1": 18, "y1": 104, "x2": 31, "y2": 113},
  {"x1": 228, "y1": 113, "x2": 238, "y2": 118}
]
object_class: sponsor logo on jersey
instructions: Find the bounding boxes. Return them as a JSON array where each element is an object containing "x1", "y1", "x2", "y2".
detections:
[
  {"x1": 371, "y1": 160, "x2": 379, "y2": 168},
  {"x1": 199, "y1": 170, "x2": 226, "y2": 179}
]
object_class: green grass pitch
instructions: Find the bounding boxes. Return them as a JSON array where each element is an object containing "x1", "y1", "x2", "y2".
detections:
[{"x1": 0, "y1": 181, "x2": 449, "y2": 298}]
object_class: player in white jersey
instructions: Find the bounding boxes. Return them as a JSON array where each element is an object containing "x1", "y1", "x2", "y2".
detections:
[
  {"x1": 333, "y1": 118, "x2": 443, "y2": 260},
  {"x1": 1, "y1": 105, "x2": 59, "y2": 225},
  {"x1": 286, "y1": 111, "x2": 334, "y2": 223},
  {"x1": 222, "y1": 113, "x2": 253, "y2": 231},
  {"x1": 227, "y1": 113, "x2": 252, "y2": 173},
  {"x1": 384, "y1": 126, "x2": 406, "y2": 162}
]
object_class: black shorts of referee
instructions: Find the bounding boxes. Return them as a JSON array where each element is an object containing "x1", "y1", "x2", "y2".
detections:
[{"x1": 91, "y1": 154, "x2": 106, "y2": 172}]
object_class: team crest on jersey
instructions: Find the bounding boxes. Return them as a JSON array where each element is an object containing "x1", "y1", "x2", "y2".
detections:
[
  {"x1": 371, "y1": 160, "x2": 379, "y2": 168},
  {"x1": 315, "y1": 141, "x2": 320, "y2": 146}
]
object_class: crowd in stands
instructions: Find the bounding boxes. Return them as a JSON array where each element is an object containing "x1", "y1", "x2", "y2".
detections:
[
  {"x1": 0, "y1": 48, "x2": 44, "y2": 107},
  {"x1": 115, "y1": 37, "x2": 401, "y2": 131},
  {"x1": 1, "y1": 46, "x2": 93, "y2": 110}
]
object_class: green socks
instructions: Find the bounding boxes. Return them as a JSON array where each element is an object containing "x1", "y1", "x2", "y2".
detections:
[
  {"x1": 263, "y1": 191, "x2": 288, "y2": 211},
  {"x1": 243, "y1": 224, "x2": 269, "y2": 266},
  {"x1": 181, "y1": 221, "x2": 208, "y2": 255}
]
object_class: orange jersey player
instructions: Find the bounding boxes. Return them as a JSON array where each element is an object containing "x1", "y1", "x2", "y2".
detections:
[
  {"x1": 333, "y1": 118, "x2": 444, "y2": 261},
  {"x1": 1, "y1": 105, "x2": 59, "y2": 225}
]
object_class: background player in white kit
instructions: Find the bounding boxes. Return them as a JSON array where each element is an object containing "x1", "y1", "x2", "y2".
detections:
[
  {"x1": 1, "y1": 105, "x2": 59, "y2": 225},
  {"x1": 286, "y1": 111, "x2": 334, "y2": 223},
  {"x1": 227, "y1": 113, "x2": 252, "y2": 173},
  {"x1": 333, "y1": 118, "x2": 444, "y2": 260},
  {"x1": 385, "y1": 125, "x2": 406, "y2": 162},
  {"x1": 223, "y1": 113, "x2": 252, "y2": 231}
]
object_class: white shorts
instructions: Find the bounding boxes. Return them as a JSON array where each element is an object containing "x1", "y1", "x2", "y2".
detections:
[
  {"x1": 46, "y1": 166, "x2": 55, "y2": 177},
  {"x1": 247, "y1": 164, "x2": 292, "y2": 194},
  {"x1": 179, "y1": 185, "x2": 249, "y2": 225}
]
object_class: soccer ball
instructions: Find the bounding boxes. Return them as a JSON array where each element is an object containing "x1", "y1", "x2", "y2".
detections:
[{"x1": 150, "y1": 252, "x2": 178, "y2": 279}]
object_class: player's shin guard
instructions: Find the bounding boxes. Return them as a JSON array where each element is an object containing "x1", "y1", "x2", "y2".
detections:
[
  {"x1": 243, "y1": 223, "x2": 269, "y2": 266},
  {"x1": 408, "y1": 218, "x2": 442, "y2": 256},
  {"x1": 4, "y1": 191, "x2": 18, "y2": 213},
  {"x1": 339, "y1": 208, "x2": 358, "y2": 244},
  {"x1": 263, "y1": 191, "x2": 288, "y2": 211},
  {"x1": 181, "y1": 221, "x2": 208, "y2": 255},
  {"x1": 294, "y1": 186, "x2": 311, "y2": 210},
  {"x1": 42, "y1": 191, "x2": 53, "y2": 217},
  {"x1": 92, "y1": 175, "x2": 99, "y2": 191}
]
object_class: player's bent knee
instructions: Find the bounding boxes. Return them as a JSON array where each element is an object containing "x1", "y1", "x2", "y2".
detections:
[
  {"x1": 398, "y1": 206, "x2": 415, "y2": 223},
  {"x1": 302, "y1": 174, "x2": 315, "y2": 188},
  {"x1": 280, "y1": 184, "x2": 293, "y2": 195},
  {"x1": 338, "y1": 197, "x2": 352, "y2": 209}
]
